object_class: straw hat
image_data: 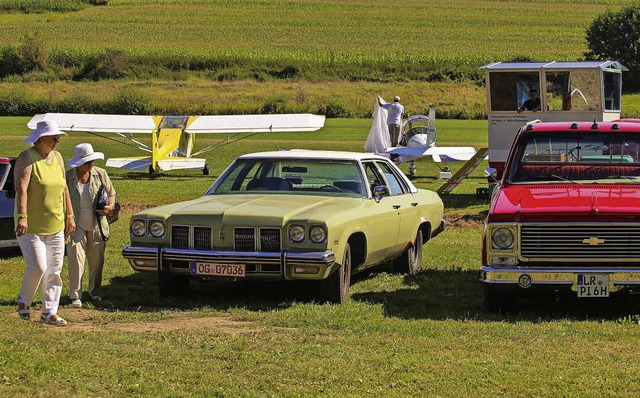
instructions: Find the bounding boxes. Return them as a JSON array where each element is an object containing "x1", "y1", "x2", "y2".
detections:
[
  {"x1": 66, "y1": 143, "x2": 104, "y2": 168},
  {"x1": 24, "y1": 120, "x2": 67, "y2": 144}
]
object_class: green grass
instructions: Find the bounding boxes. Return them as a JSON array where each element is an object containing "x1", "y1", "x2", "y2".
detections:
[{"x1": 3, "y1": 116, "x2": 640, "y2": 396}]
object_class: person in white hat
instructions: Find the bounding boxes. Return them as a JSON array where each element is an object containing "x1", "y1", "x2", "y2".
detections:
[
  {"x1": 14, "y1": 120, "x2": 75, "y2": 326},
  {"x1": 377, "y1": 95, "x2": 405, "y2": 147},
  {"x1": 65, "y1": 143, "x2": 117, "y2": 307}
]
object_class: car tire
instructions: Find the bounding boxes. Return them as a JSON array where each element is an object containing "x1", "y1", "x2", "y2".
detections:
[
  {"x1": 392, "y1": 229, "x2": 423, "y2": 275},
  {"x1": 320, "y1": 243, "x2": 351, "y2": 304},
  {"x1": 483, "y1": 284, "x2": 516, "y2": 312},
  {"x1": 158, "y1": 272, "x2": 191, "y2": 297}
]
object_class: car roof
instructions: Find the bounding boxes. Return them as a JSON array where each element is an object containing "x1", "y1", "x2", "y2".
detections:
[
  {"x1": 237, "y1": 149, "x2": 390, "y2": 161},
  {"x1": 519, "y1": 121, "x2": 640, "y2": 135}
]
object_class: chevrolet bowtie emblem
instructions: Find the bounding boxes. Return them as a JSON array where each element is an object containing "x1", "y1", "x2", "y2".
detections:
[{"x1": 582, "y1": 237, "x2": 605, "y2": 245}]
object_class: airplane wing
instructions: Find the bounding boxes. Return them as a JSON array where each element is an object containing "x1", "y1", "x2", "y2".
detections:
[
  {"x1": 185, "y1": 114, "x2": 325, "y2": 133},
  {"x1": 28, "y1": 113, "x2": 325, "y2": 134},
  {"x1": 386, "y1": 146, "x2": 477, "y2": 163},
  {"x1": 27, "y1": 113, "x2": 157, "y2": 134},
  {"x1": 106, "y1": 157, "x2": 206, "y2": 171}
]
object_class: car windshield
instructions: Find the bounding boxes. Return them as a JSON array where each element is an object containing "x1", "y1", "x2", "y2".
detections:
[
  {"x1": 509, "y1": 132, "x2": 640, "y2": 184},
  {"x1": 206, "y1": 158, "x2": 367, "y2": 197}
]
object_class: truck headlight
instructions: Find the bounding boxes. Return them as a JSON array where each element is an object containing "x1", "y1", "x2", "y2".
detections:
[
  {"x1": 131, "y1": 219, "x2": 146, "y2": 237},
  {"x1": 491, "y1": 227, "x2": 514, "y2": 250},
  {"x1": 289, "y1": 225, "x2": 305, "y2": 243},
  {"x1": 149, "y1": 220, "x2": 166, "y2": 238},
  {"x1": 309, "y1": 226, "x2": 327, "y2": 244}
]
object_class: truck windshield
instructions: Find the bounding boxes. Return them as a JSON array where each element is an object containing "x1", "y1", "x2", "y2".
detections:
[{"x1": 509, "y1": 133, "x2": 640, "y2": 183}]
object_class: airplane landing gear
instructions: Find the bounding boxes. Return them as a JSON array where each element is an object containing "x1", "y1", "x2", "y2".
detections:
[
  {"x1": 408, "y1": 162, "x2": 417, "y2": 176},
  {"x1": 202, "y1": 163, "x2": 210, "y2": 175}
]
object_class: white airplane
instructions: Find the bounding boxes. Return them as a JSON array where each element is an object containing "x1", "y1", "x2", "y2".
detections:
[
  {"x1": 27, "y1": 113, "x2": 325, "y2": 175},
  {"x1": 365, "y1": 101, "x2": 477, "y2": 174}
]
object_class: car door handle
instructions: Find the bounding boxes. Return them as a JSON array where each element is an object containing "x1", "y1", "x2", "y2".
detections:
[
  {"x1": 411, "y1": 202, "x2": 418, "y2": 206},
  {"x1": 393, "y1": 204, "x2": 401, "y2": 209}
]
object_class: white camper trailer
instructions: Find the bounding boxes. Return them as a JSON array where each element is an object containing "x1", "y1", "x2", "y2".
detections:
[{"x1": 481, "y1": 61, "x2": 626, "y2": 177}]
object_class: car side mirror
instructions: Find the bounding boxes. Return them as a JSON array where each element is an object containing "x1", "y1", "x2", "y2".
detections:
[
  {"x1": 373, "y1": 185, "x2": 390, "y2": 202},
  {"x1": 484, "y1": 167, "x2": 500, "y2": 185}
]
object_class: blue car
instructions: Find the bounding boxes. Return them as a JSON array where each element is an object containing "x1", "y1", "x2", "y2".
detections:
[{"x1": 0, "y1": 157, "x2": 17, "y2": 251}]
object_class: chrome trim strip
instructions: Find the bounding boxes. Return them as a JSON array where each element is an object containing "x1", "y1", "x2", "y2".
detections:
[{"x1": 123, "y1": 245, "x2": 336, "y2": 267}]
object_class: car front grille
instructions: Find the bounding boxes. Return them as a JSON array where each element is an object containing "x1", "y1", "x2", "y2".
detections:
[
  {"x1": 234, "y1": 227, "x2": 281, "y2": 252},
  {"x1": 171, "y1": 225, "x2": 213, "y2": 250},
  {"x1": 521, "y1": 223, "x2": 640, "y2": 260}
]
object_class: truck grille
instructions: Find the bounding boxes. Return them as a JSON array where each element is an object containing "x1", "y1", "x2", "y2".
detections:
[
  {"x1": 521, "y1": 224, "x2": 640, "y2": 260},
  {"x1": 171, "y1": 225, "x2": 213, "y2": 250},
  {"x1": 234, "y1": 227, "x2": 281, "y2": 252}
]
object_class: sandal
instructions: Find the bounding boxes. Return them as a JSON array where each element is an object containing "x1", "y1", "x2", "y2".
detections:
[
  {"x1": 40, "y1": 313, "x2": 67, "y2": 326},
  {"x1": 17, "y1": 302, "x2": 31, "y2": 321}
]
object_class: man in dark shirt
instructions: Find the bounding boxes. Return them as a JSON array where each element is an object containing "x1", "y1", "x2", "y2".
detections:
[{"x1": 517, "y1": 89, "x2": 541, "y2": 113}]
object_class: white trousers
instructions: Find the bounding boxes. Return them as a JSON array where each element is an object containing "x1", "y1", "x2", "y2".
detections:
[
  {"x1": 67, "y1": 226, "x2": 105, "y2": 299},
  {"x1": 17, "y1": 230, "x2": 65, "y2": 315}
]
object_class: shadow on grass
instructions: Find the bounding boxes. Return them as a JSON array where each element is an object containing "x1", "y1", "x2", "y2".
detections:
[
  {"x1": 351, "y1": 268, "x2": 640, "y2": 322},
  {"x1": 91, "y1": 272, "x2": 322, "y2": 313},
  {"x1": 92, "y1": 266, "x2": 640, "y2": 323}
]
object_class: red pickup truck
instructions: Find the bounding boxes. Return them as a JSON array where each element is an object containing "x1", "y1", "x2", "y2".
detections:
[{"x1": 481, "y1": 120, "x2": 640, "y2": 311}]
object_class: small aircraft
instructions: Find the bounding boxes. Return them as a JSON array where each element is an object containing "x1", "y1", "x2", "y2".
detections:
[
  {"x1": 27, "y1": 113, "x2": 325, "y2": 175},
  {"x1": 365, "y1": 101, "x2": 476, "y2": 174}
]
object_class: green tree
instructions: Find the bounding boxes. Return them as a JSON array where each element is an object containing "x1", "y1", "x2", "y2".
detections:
[{"x1": 585, "y1": 4, "x2": 640, "y2": 91}]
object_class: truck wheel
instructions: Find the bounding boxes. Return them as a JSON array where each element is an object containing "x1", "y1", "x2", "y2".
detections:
[
  {"x1": 158, "y1": 273, "x2": 191, "y2": 297},
  {"x1": 483, "y1": 284, "x2": 516, "y2": 312},
  {"x1": 393, "y1": 229, "x2": 423, "y2": 275},
  {"x1": 320, "y1": 243, "x2": 351, "y2": 304}
]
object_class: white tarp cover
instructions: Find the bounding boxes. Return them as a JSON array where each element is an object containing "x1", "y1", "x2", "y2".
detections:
[{"x1": 364, "y1": 98, "x2": 390, "y2": 154}]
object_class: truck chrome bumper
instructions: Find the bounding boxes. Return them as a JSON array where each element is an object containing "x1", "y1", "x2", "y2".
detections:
[
  {"x1": 122, "y1": 245, "x2": 337, "y2": 280},
  {"x1": 480, "y1": 266, "x2": 640, "y2": 292}
]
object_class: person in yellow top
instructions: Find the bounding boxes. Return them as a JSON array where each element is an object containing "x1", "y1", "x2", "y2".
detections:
[{"x1": 15, "y1": 120, "x2": 75, "y2": 326}]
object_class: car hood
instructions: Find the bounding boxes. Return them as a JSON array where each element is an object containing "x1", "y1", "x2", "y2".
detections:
[
  {"x1": 136, "y1": 194, "x2": 364, "y2": 226},
  {"x1": 489, "y1": 184, "x2": 640, "y2": 222}
]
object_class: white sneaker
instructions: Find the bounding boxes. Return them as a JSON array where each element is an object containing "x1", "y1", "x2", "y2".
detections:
[{"x1": 71, "y1": 299, "x2": 82, "y2": 308}]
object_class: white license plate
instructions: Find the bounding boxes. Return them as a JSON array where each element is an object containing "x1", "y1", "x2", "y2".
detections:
[
  {"x1": 576, "y1": 274, "x2": 609, "y2": 297},
  {"x1": 191, "y1": 262, "x2": 246, "y2": 277}
]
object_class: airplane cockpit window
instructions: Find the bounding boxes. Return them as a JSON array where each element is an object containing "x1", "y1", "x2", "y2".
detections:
[
  {"x1": 160, "y1": 116, "x2": 189, "y2": 129},
  {"x1": 488, "y1": 72, "x2": 540, "y2": 112}
]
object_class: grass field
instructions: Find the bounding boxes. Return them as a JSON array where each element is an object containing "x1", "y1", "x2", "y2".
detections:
[
  {"x1": 0, "y1": 0, "x2": 638, "y2": 118},
  {"x1": 2, "y1": 117, "x2": 640, "y2": 397}
]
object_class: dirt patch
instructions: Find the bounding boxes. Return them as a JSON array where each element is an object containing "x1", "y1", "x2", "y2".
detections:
[
  {"x1": 13, "y1": 308, "x2": 259, "y2": 334},
  {"x1": 445, "y1": 212, "x2": 485, "y2": 230},
  {"x1": 119, "y1": 202, "x2": 155, "y2": 216}
]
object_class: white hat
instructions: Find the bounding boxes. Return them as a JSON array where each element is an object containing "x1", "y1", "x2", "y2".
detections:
[
  {"x1": 66, "y1": 143, "x2": 104, "y2": 167},
  {"x1": 393, "y1": 96, "x2": 401, "y2": 102},
  {"x1": 24, "y1": 120, "x2": 67, "y2": 144}
]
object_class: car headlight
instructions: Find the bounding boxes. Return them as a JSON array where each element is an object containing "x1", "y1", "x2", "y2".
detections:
[
  {"x1": 309, "y1": 226, "x2": 327, "y2": 244},
  {"x1": 149, "y1": 220, "x2": 166, "y2": 238},
  {"x1": 289, "y1": 225, "x2": 305, "y2": 243},
  {"x1": 491, "y1": 227, "x2": 514, "y2": 250},
  {"x1": 130, "y1": 219, "x2": 146, "y2": 237}
]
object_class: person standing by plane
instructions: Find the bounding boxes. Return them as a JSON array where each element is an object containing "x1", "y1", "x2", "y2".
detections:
[{"x1": 378, "y1": 95, "x2": 405, "y2": 147}]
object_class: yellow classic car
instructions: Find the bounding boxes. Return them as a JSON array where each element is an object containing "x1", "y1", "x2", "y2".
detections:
[{"x1": 122, "y1": 150, "x2": 445, "y2": 303}]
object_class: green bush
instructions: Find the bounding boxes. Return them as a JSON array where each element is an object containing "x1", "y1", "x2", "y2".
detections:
[
  {"x1": 80, "y1": 49, "x2": 130, "y2": 81},
  {"x1": 107, "y1": 88, "x2": 151, "y2": 115},
  {"x1": 586, "y1": 4, "x2": 640, "y2": 91},
  {"x1": 317, "y1": 98, "x2": 354, "y2": 118}
]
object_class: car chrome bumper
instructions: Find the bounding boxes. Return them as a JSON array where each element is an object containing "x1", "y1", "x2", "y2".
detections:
[
  {"x1": 122, "y1": 245, "x2": 337, "y2": 281},
  {"x1": 480, "y1": 266, "x2": 640, "y2": 292},
  {"x1": 0, "y1": 238, "x2": 18, "y2": 249}
]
